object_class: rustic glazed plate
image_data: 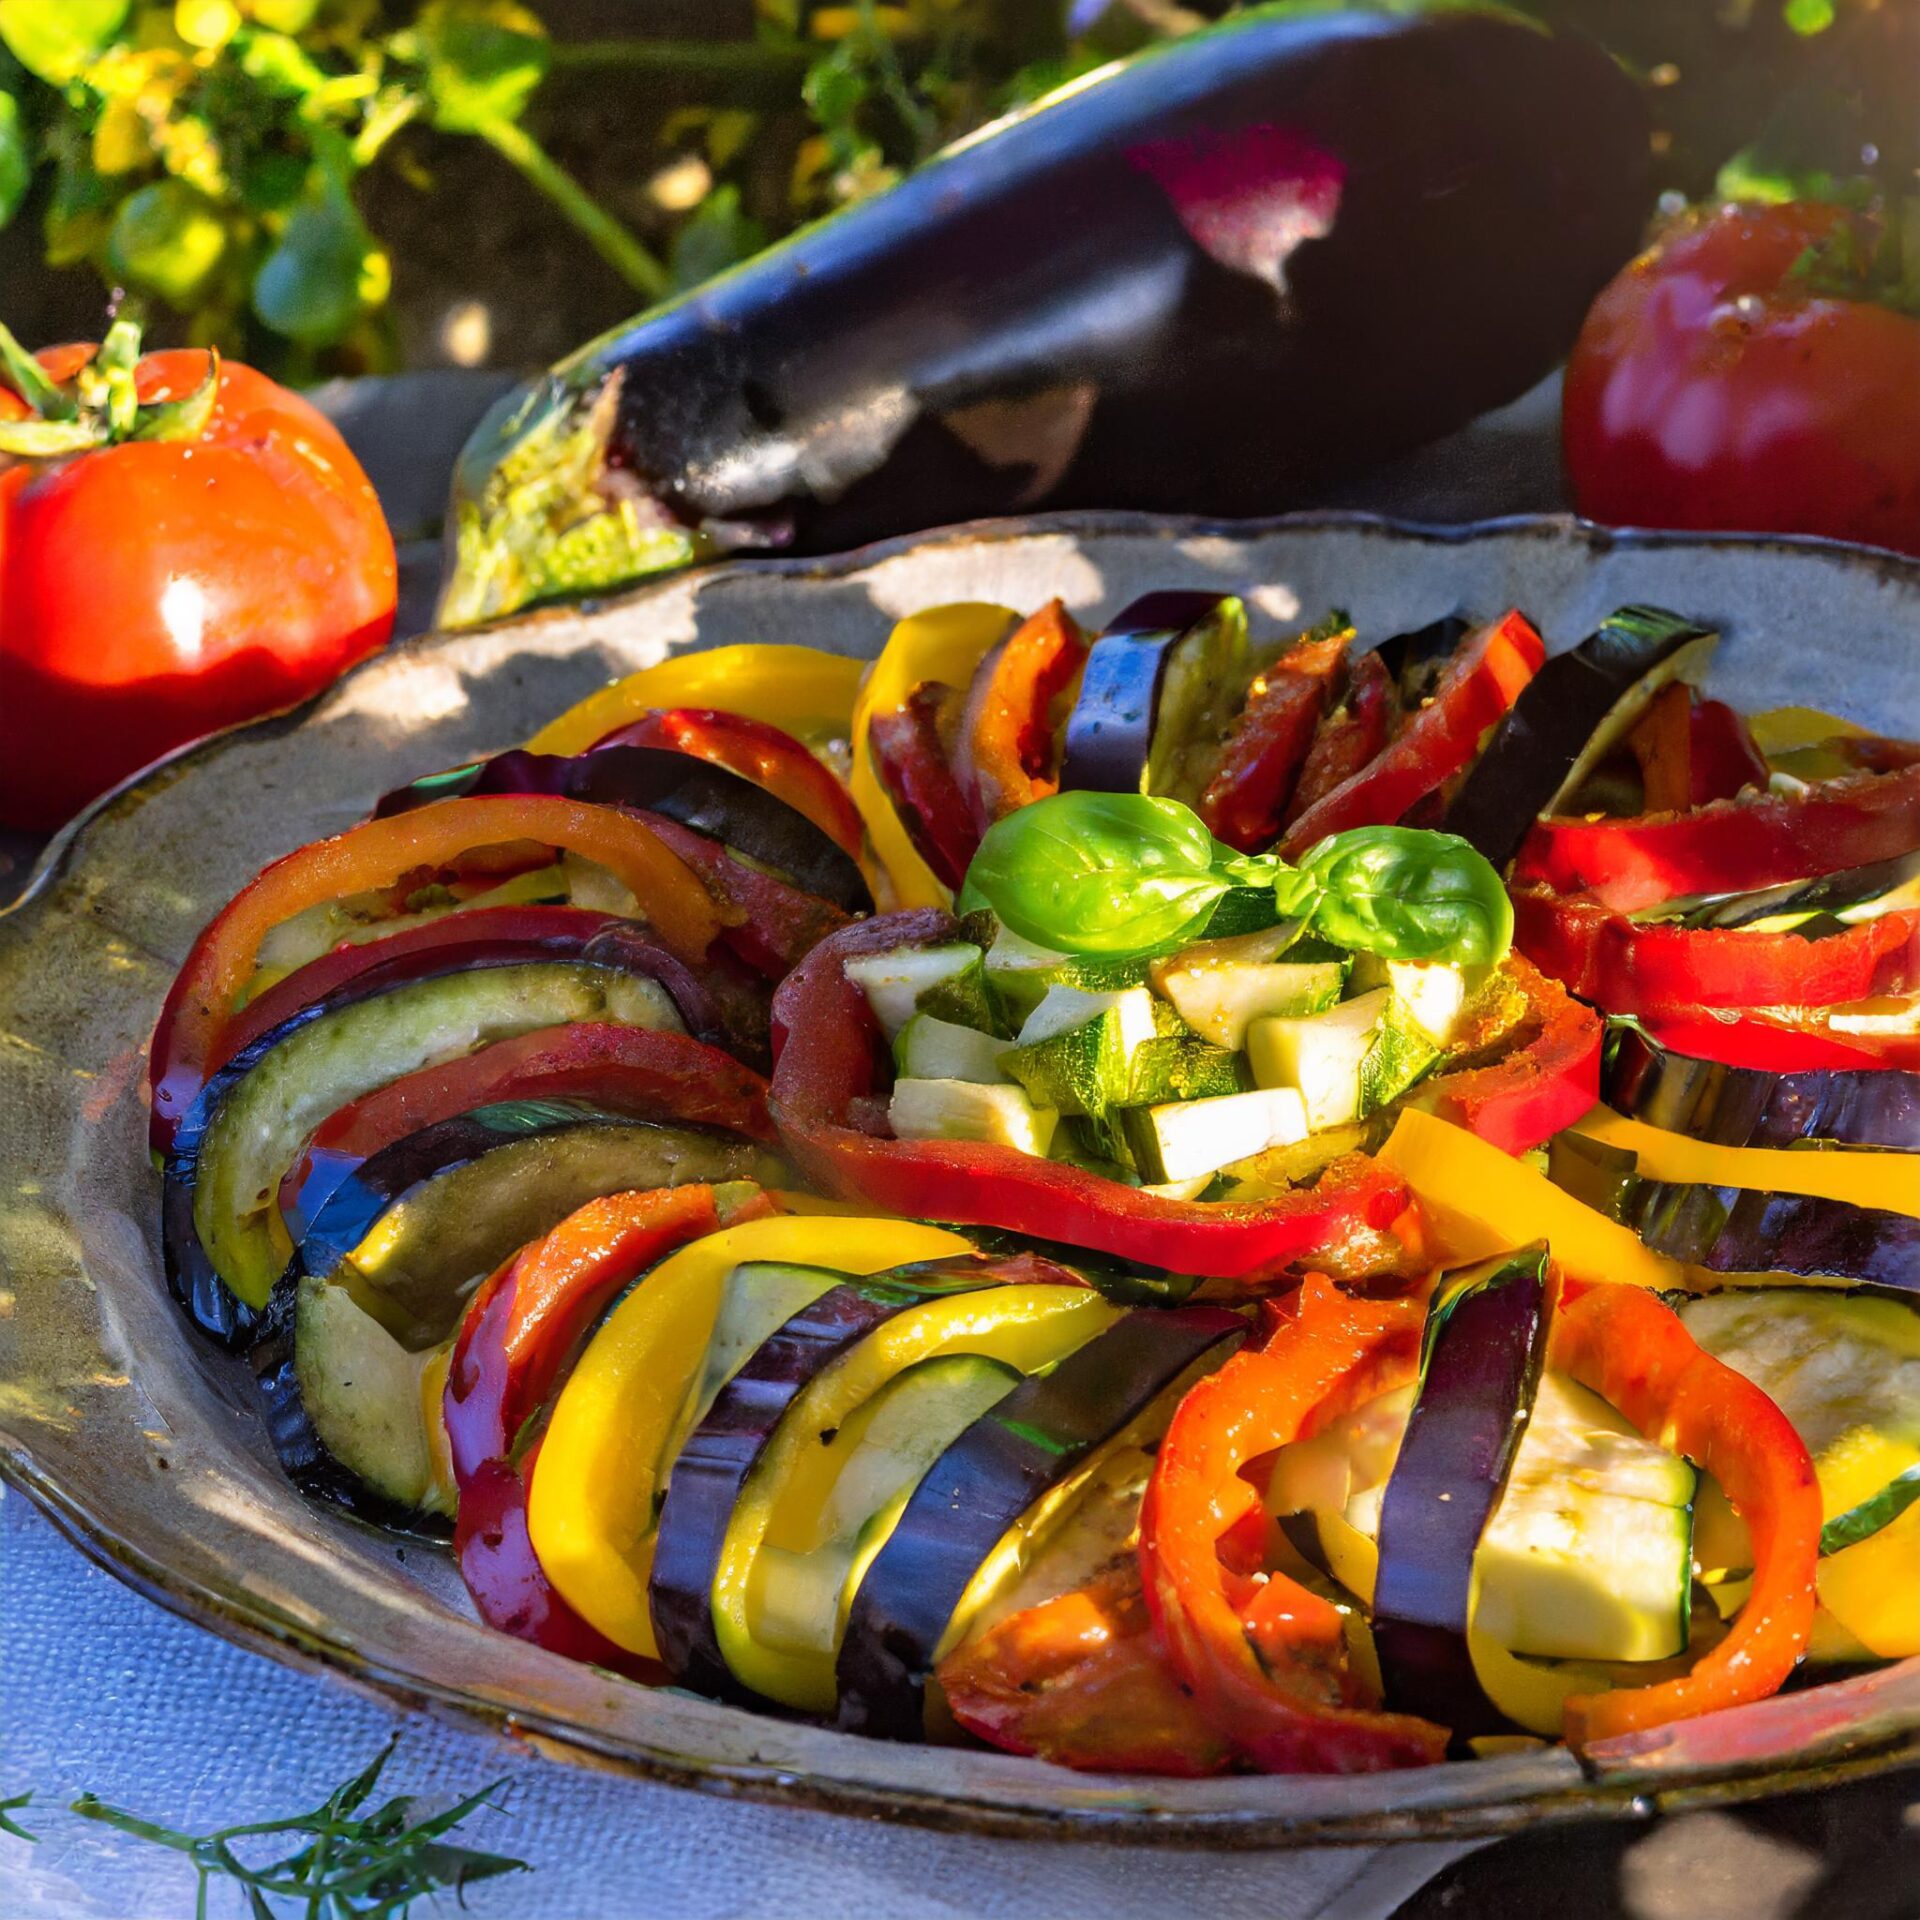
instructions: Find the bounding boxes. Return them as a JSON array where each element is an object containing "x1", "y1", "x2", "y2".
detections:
[{"x1": 5, "y1": 513, "x2": 1920, "y2": 1847}]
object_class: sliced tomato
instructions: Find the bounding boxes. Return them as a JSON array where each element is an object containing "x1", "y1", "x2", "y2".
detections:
[
  {"x1": 955, "y1": 599, "x2": 1088, "y2": 831},
  {"x1": 1200, "y1": 627, "x2": 1350, "y2": 853}
]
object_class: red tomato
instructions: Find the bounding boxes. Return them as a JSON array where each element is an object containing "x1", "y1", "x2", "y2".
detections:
[
  {"x1": 0, "y1": 344, "x2": 396, "y2": 829},
  {"x1": 1563, "y1": 201, "x2": 1920, "y2": 557}
]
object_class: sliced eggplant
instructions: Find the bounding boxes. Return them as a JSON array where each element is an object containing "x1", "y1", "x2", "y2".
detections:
[
  {"x1": 1608, "y1": 1025, "x2": 1920, "y2": 1153},
  {"x1": 252, "y1": 1098, "x2": 779, "y2": 1523},
  {"x1": 165, "y1": 952, "x2": 687, "y2": 1337},
  {"x1": 837, "y1": 1303, "x2": 1245, "y2": 1739},
  {"x1": 1441, "y1": 607, "x2": 1718, "y2": 870},
  {"x1": 1372, "y1": 614, "x2": 1470, "y2": 710},
  {"x1": 1059, "y1": 593, "x2": 1242, "y2": 798},
  {"x1": 378, "y1": 743, "x2": 870, "y2": 912},
  {"x1": 1370, "y1": 1245, "x2": 1550, "y2": 1739},
  {"x1": 650, "y1": 1269, "x2": 1117, "y2": 1711},
  {"x1": 1637, "y1": 847, "x2": 1920, "y2": 935},
  {"x1": 1549, "y1": 1130, "x2": 1920, "y2": 1298}
]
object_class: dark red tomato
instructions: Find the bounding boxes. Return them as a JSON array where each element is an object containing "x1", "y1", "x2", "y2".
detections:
[
  {"x1": 1563, "y1": 202, "x2": 1920, "y2": 557},
  {"x1": 0, "y1": 341, "x2": 396, "y2": 829}
]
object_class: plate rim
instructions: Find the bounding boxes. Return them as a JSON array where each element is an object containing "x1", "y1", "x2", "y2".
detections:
[{"x1": 7, "y1": 506, "x2": 1920, "y2": 1847}]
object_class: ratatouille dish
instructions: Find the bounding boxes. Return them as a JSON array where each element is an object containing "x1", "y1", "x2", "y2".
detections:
[{"x1": 149, "y1": 590, "x2": 1920, "y2": 1773}]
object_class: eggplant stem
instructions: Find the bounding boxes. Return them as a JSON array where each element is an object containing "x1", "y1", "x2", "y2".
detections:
[{"x1": 475, "y1": 116, "x2": 670, "y2": 303}]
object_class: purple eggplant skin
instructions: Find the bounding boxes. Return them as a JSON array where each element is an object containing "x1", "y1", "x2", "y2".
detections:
[
  {"x1": 835, "y1": 1304, "x2": 1246, "y2": 1741},
  {"x1": 648, "y1": 1268, "x2": 989, "y2": 1705},
  {"x1": 1060, "y1": 592, "x2": 1234, "y2": 795},
  {"x1": 160, "y1": 935, "x2": 723, "y2": 1348},
  {"x1": 1440, "y1": 607, "x2": 1716, "y2": 871},
  {"x1": 1372, "y1": 1245, "x2": 1549, "y2": 1743},
  {"x1": 1371, "y1": 613, "x2": 1469, "y2": 710},
  {"x1": 440, "y1": 6, "x2": 1650, "y2": 626},
  {"x1": 377, "y1": 744, "x2": 870, "y2": 913},
  {"x1": 1608, "y1": 1027, "x2": 1920, "y2": 1153}
]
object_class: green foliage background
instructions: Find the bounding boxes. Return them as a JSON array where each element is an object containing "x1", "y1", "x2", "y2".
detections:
[{"x1": 0, "y1": 0, "x2": 1908, "y2": 373}]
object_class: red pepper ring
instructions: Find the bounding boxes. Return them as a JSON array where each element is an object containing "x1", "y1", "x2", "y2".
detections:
[
  {"x1": 1513, "y1": 762, "x2": 1920, "y2": 916},
  {"x1": 149, "y1": 795, "x2": 729, "y2": 1151},
  {"x1": 1513, "y1": 884, "x2": 1920, "y2": 1014},
  {"x1": 1547, "y1": 1280, "x2": 1820, "y2": 1747},
  {"x1": 1137, "y1": 1276, "x2": 1449, "y2": 1773},
  {"x1": 446, "y1": 1183, "x2": 778, "y2": 1670},
  {"x1": 1424, "y1": 952, "x2": 1601, "y2": 1155},
  {"x1": 767, "y1": 912, "x2": 1411, "y2": 1283}
]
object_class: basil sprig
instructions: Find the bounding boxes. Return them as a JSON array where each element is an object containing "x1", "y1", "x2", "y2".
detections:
[{"x1": 957, "y1": 793, "x2": 1512, "y2": 968}]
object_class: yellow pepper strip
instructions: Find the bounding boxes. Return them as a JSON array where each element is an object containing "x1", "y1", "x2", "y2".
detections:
[
  {"x1": 1816, "y1": 1498, "x2": 1920, "y2": 1658},
  {"x1": 528, "y1": 645, "x2": 867, "y2": 757},
  {"x1": 1574, "y1": 1108, "x2": 1920, "y2": 1220},
  {"x1": 528, "y1": 1214, "x2": 968, "y2": 1658},
  {"x1": 849, "y1": 602, "x2": 1018, "y2": 910},
  {"x1": 1745, "y1": 705, "x2": 1871, "y2": 755},
  {"x1": 1376, "y1": 1109, "x2": 1686, "y2": 1292}
]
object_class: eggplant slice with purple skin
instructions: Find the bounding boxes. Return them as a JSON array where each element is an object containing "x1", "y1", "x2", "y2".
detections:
[
  {"x1": 251, "y1": 1097, "x2": 782, "y2": 1529},
  {"x1": 1059, "y1": 592, "x2": 1240, "y2": 796},
  {"x1": 1440, "y1": 608, "x2": 1718, "y2": 871},
  {"x1": 1371, "y1": 1244, "x2": 1550, "y2": 1741},
  {"x1": 440, "y1": 6, "x2": 1650, "y2": 626},
  {"x1": 377, "y1": 743, "x2": 870, "y2": 913},
  {"x1": 1607, "y1": 1025, "x2": 1920, "y2": 1153},
  {"x1": 163, "y1": 932, "x2": 710, "y2": 1346},
  {"x1": 835, "y1": 1302, "x2": 1246, "y2": 1741},
  {"x1": 1549, "y1": 1131, "x2": 1920, "y2": 1299},
  {"x1": 1371, "y1": 613, "x2": 1470, "y2": 711}
]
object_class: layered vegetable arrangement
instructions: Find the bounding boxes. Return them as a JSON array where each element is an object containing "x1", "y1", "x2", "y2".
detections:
[{"x1": 147, "y1": 586, "x2": 1920, "y2": 1774}]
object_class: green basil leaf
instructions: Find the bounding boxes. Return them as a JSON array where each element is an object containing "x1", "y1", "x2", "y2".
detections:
[
  {"x1": 0, "y1": 0, "x2": 126, "y2": 86},
  {"x1": 958, "y1": 791, "x2": 1232, "y2": 956},
  {"x1": 1299, "y1": 825, "x2": 1513, "y2": 968}
]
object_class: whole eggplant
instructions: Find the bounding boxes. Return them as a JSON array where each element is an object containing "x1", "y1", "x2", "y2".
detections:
[{"x1": 440, "y1": 5, "x2": 1650, "y2": 626}]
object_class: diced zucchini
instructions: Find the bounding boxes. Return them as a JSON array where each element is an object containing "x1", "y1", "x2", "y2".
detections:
[
  {"x1": 1118, "y1": 1086, "x2": 1309, "y2": 1186},
  {"x1": 1150, "y1": 920, "x2": 1344, "y2": 1050},
  {"x1": 889, "y1": 1078, "x2": 1058, "y2": 1157},
  {"x1": 893, "y1": 1013, "x2": 1011, "y2": 1085},
  {"x1": 1003, "y1": 986, "x2": 1158, "y2": 1120},
  {"x1": 982, "y1": 924, "x2": 1151, "y2": 1025},
  {"x1": 1247, "y1": 989, "x2": 1389, "y2": 1129},
  {"x1": 1677, "y1": 1288, "x2": 1920, "y2": 1554},
  {"x1": 844, "y1": 944, "x2": 989, "y2": 1039},
  {"x1": 1349, "y1": 954, "x2": 1481, "y2": 1046},
  {"x1": 1125, "y1": 1034, "x2": 1253, "y2": 1105},
  {"x1": 1358, "y1": 994, "x2": 1443, "y2": 1112}
]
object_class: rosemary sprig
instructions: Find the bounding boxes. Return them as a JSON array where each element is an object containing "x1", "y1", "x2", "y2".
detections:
[
  {"x1": 0, "y1": 1792, "x2": 38, "y2": 1843},
  {"x1": 68, "y1": 1739, "x2": 526, "y2": 1920}
]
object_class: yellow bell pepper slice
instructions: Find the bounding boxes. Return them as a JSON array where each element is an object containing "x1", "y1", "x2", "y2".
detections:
[
  {"x1": 849, "y1": 602, "x2": 1017, "y2": 910},
  {"x1": 1376, "y1": 1109, "x2": 1685, "y2": 1292},
  {"x1": 528, "y1": 645, "x2": 867, "y2": 757},
  {"x1": 1574, "y1": 1108, "x2": 1920, "y2": 1220},
  {"x1": 528, "y1": 1214, "x2": 969, "y2": 1657},
  {"x1": 1816, "y1": 1497, "x2": 1920, "y2": 1658}
]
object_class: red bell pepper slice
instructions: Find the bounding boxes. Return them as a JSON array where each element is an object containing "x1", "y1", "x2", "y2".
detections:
[
  {"x1": 866, "y1": 684, "x2": 979, "y2": 891},
  {"x1": 1283, "y1": 648, "x2": 1393, "y2": 829},
  {"x1": 1688, "y1": 700, "x2": 1769, "y2": 807},
  {"x1": 1280, "y1": 611, "x2": 1545, "y2": 857},
  {"x1": 1547, "y1": 1280, "x2": 1819, "y2": 1746},
  {"x1": 279, "y1": 1023, "x2": 776, "y2": 1240},
  {"x1": 1636, "y1": 1011, "x2": 1920, "y2": 1073},
  {"x1": 1514, "y1": 885, "x2": 1920, "y2": 1013},
  {"x1": 937, "y1": 1562, "x2": 1237, "y2": 1776},
  {"x1": 767, "y1": 914, "x2": 1412, "y2": 1284},
  {"x1": 592, "y1": 707, "x2": 866, "y2": 859},
  {"x1": 1137, "y1": 1276, "x2": 1448, "y2": 1772},
  {"x1": 446, "y1": 1184, "x2": 775, "y2": 1669},
  {"x1": 636, "y1": 809, "x2": 849, "y2": 979},
  {"x1": 148, "y1": 797, "x2": 727, "y2": 1153},
  {"x1": 1200, "y1": 627, "x2": 1350, "y2": 854},
  {"x1": 1425, "y1": 954, "x2": 1601, "y2": 1155},
  {"x1": 956, "y1": 599, "x2": 1088, "y2": 832},
  {"x1": 1514, "y1": 764, "x2": 1920, "y2": 915}
]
